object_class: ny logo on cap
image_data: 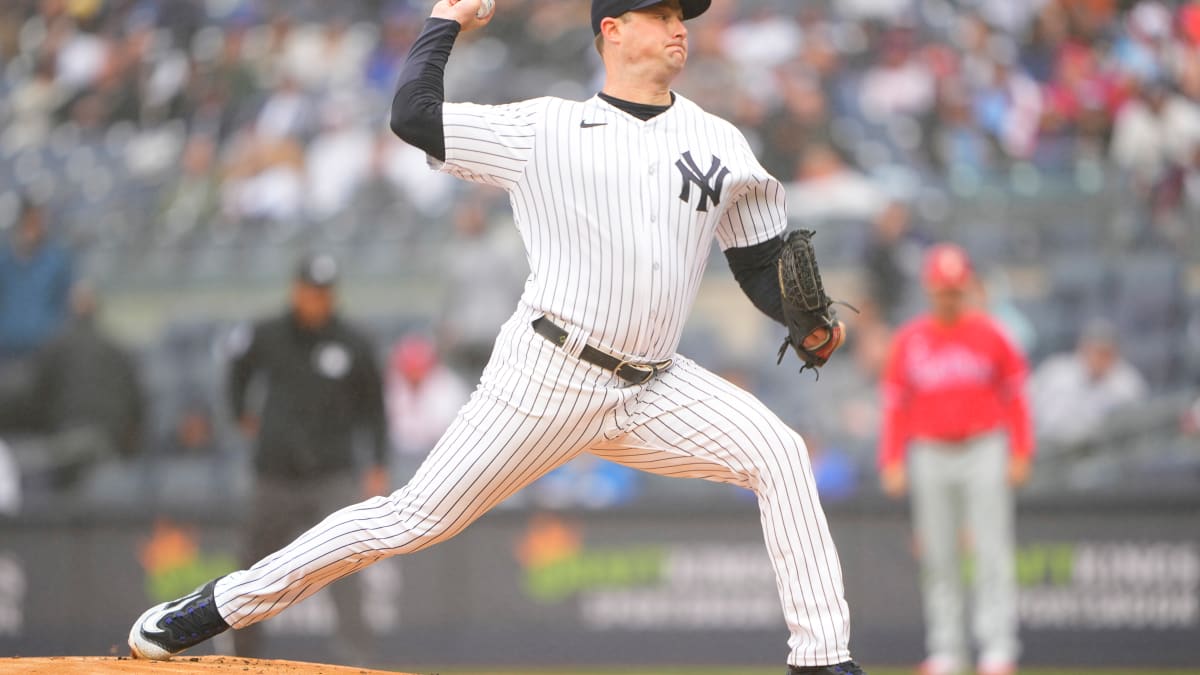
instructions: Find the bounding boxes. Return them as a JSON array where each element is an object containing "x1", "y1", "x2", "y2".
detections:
[{"x1": 675, "y1": 151, "x2": 730, "y2": 213}]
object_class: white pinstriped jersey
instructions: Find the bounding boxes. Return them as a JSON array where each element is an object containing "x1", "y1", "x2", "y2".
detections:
[
  {"x1": 209, "y1": 94, "x2": 854, "y2": 672},
  {"x1": 437, "y1": 93, "x2": 788, "y2": 362}
]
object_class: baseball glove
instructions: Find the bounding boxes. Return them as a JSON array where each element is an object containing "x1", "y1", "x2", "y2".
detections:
[{"x1": 775, "y1": 229, "x2": 851, "y2": 375}]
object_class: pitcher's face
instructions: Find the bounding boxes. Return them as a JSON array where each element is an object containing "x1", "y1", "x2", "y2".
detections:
[{"x1": 622, "y1": 1, "x2": 689, "y2": 77}]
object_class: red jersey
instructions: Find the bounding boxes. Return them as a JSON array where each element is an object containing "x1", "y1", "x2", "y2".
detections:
[{"x1": 878, "y1": 310, "x2": 1033, "y2": 469}]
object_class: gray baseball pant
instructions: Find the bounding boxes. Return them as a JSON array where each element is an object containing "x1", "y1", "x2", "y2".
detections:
[{"x1": 909, "y1": 431, "x2": 1018, "y2": 666}]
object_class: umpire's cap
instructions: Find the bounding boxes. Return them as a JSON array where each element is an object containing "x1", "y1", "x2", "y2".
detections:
[
  {"x1": 295, "y1": 253, "x2": 340, "y2": 288},
  {"x1": 591, "y1": 0, "x2": 711, "y2": 35}
]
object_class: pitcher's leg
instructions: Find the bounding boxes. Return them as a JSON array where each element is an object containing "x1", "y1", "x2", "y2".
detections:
[
  {"x1": 592, "y1": 359, "x2": 851, "y2": 667},
  {"x1": 318, "y1": 475, "x2": 375, "y2": 662},
  {"x1": 231, "y1": 476, "x2": 301, "y2": 658},
  {"x1": 909, "y1": 444, "x2": 967, "y2": 668},
  {"x1": 963, "y1": 434, "x2": 1018, "y2": 666},
  {"x1": 214, "y1": 378, "x2": 603, "y2": 630}
]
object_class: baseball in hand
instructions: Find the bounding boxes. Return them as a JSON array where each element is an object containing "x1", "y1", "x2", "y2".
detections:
[{"x1": 476, "y1": 0, "x2": 495, "y2": 19}]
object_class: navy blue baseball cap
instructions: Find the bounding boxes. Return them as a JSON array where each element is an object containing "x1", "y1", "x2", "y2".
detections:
[{"x1": 591, "y1": 0, "x2": 711, "y2": 35}]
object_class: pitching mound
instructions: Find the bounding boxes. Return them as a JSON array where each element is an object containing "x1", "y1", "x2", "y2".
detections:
[{"x1": 0, "y1": 656, "x2": 414, "y2": 674}]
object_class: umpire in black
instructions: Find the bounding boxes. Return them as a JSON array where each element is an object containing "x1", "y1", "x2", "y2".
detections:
[{"x1": 227, "y1": 253, "x2": 388, "y2": 662}]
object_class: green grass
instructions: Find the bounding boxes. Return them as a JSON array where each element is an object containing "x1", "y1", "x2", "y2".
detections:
[
  {"x1": 437, "y1": 669, "x2": 1200, "y2": 675},
  {"x1": 424, "y1": 662, "x2": 1200, "y2": 667}
]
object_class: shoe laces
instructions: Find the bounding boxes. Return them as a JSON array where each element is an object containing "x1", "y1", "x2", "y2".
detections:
[{"x1": 161, "y1": 595, "x2": 224, "y2": 642}]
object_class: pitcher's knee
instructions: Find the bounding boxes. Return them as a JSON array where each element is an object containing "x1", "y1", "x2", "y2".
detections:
[
  {"x1": 370, "y1": 491, "x2": 467, "y2": 554},
  {"x1": 750, "y1": 438, "x2": 809, "y2": 486}
]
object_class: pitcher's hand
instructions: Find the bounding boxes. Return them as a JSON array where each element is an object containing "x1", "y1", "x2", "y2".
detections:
[{"x1": 431, "y1": 0, "x2": 495, "y2": 32}]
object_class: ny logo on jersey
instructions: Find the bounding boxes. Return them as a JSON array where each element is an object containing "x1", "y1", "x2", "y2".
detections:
[{"x1": 675, "y1": 151, "x2": 731, "y2": 213}]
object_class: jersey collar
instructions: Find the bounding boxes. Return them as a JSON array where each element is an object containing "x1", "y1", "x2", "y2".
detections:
[{"x1": 591, "y1": 91, "x2": 688, "y2": 126}]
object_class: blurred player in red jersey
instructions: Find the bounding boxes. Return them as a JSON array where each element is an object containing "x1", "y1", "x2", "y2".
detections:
[{"x1": 878, "y1": 244, "x2": 1033, "y2": 675}]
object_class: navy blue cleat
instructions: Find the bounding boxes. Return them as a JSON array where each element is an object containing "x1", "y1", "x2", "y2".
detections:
[
  {"x1": 128, "y1": 579, "x2": 230, "y2": 660},
  {"x1": 789, "y1": 661, "x2": 868, "y2": 675}
]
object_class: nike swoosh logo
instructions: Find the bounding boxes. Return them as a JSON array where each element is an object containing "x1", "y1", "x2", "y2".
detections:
[
  {"x1": 139, "y1": 592, "x2": 197, "y2": 636},
  {"x1": 580, "y1": 121, "x2": 608, "y2": 129}
]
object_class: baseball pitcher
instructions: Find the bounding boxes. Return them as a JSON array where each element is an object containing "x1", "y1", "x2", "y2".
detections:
[{"x1": 129, "y1": 2, "x2": 864, "y2": 672}]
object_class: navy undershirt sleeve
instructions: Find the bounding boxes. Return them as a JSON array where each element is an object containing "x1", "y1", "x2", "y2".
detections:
[
  {"x1": 725, "y1": 236, "x2": 786, "y2": 324},
  {"x1": 389, "y1": 18, "x2": 460, "y2": 162}
]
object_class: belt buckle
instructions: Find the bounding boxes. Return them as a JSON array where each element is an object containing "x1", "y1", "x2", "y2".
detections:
[{"x1": 615, "y1": 358, "x2": 672, "y2": 385}]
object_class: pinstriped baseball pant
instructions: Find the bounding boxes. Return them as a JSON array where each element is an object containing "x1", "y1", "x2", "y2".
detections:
[{"x1": 213, "y1": 303, "x2": 853, "y2": 667}]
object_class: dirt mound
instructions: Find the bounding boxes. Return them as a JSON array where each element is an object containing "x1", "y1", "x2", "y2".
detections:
[{"x1": 0, "y1": 656, "x2": 415, "y2": 674}]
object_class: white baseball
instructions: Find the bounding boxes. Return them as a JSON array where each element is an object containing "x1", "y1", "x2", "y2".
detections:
[{"x1": 476, "y1": 0, "x2": 494, "y2": 19}]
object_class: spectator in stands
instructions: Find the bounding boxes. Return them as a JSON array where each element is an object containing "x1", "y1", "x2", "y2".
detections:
[
  {"x1": 956, "y1": 13, "x2": 1000, "y2": 88},
  {"x1": 220, "y1": 132, "x2": 305, "y2": 227},
  {"x1": 363, "y1": 7, "x2": 419, "y2": 96},
  {"x1": 1179, "y1": 48, "x2": 1200, "y2": 111},
  {"x1": 1110, "y1": 78, "x2": 1200, "y2": 241},
  {"x1": 0, "y1": 196, "x2": 73, "y2": 362},
  {"x1": 160, "y1": 135, "x2": 220, "y2": 241},
  {"x1": 1043, "y1": 42, "x2": 1126, "y2": 159},
  {"x1": 1019, "y1": 4, "x2": 1068, "y2": 84},
  {"x1": 795, "y1": 10, "x2": 844, "y2": 89},
  {"x1": 759, "y1": 72, "x2": 839, "y2": 182},
  {"x1": 720, "y1": 6, "x2": 802, "y2": 71},
  {"x1": 183, "y1": 24, "x2": 258, "y2": 141},
  {"x1": 225, "y1": 253, "x2": 386, "y2": 662},
  {"x1": 438, "y1": 194, "x2": 527, "y2": 379},
  {"x1": 859, "y1": 27, "x2": 935, "y2": 122},
  {"x1": 879, "y1": 244, "x2": 1033, "y2": 675},
  {"x1": 280, "y1": 17, "x2": 372, "y2": 95},
  {"x1": 786, "y1": 142, "x2": 887, "y2": 223},
  {"x1": 375, "y1": 129, "x2": 458, "y2": 221},
  {"x1": 926, "y1": 78, "x2": 994, "y2": 174},
  {"x1": 1112, "y1": 2, "x2": 1172, "y2": 83},
  {"x1": 305, "y1": 94, "x2": 375, "y2": 221},
  {"x1": 861, "y1": 200, "x2": 924, "y2": 325},
  {"x1": 210, "y1": 24, "x2": 259, "y2": 103},
  {"x1": 1030, "y1": 319, "x2": 1147, "y2": 450},
  {"x1": 50, "y1": 5, "x2": 111, "y2": 96},
  {"x1": 973, "y1": 54, "x2": 1043, "y2": 162},
  {"x1": 384, "y1": 334, "x2": 469, "y2": 476},
  {"x1": 1183, "y1": 3, "x2": 1200, "y2": 48},
  {"x1": 0, "y1": 55, "x2": 63, "y2": 150},
  {"x1": 0, "y1": 282, "x2": 143, "y2": 492},
  {"x1": 254, "y1": 74, "x2": 312, "y2": 141},
  {"x1": 1111, "y1": 78, "x2": 1200, "y2": 192}
]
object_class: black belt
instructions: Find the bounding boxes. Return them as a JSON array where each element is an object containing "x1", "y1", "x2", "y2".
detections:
[{"x1": 532, "y1": 316, "x2": 672, "y2": 385}]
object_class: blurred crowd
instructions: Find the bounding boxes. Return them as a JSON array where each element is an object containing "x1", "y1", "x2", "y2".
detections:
[
  {"x1": 0, "y1": 0, "x2": 1199, "y2": 233},
  {"x1": 0, "y1": 0, "x2": 1198, "y2": 513},
  {"x1": 1, "y1": 1, "x2": 1199, "y2": 246}
]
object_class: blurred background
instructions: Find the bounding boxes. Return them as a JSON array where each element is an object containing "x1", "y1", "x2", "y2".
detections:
[{"x1": 0, "y1": 0, "x2": 1197, "y2": 671}]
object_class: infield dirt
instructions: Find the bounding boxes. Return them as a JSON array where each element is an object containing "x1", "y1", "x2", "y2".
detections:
[{"x1": 0, "y1": 656, "x2": 413, "y2": 674}]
